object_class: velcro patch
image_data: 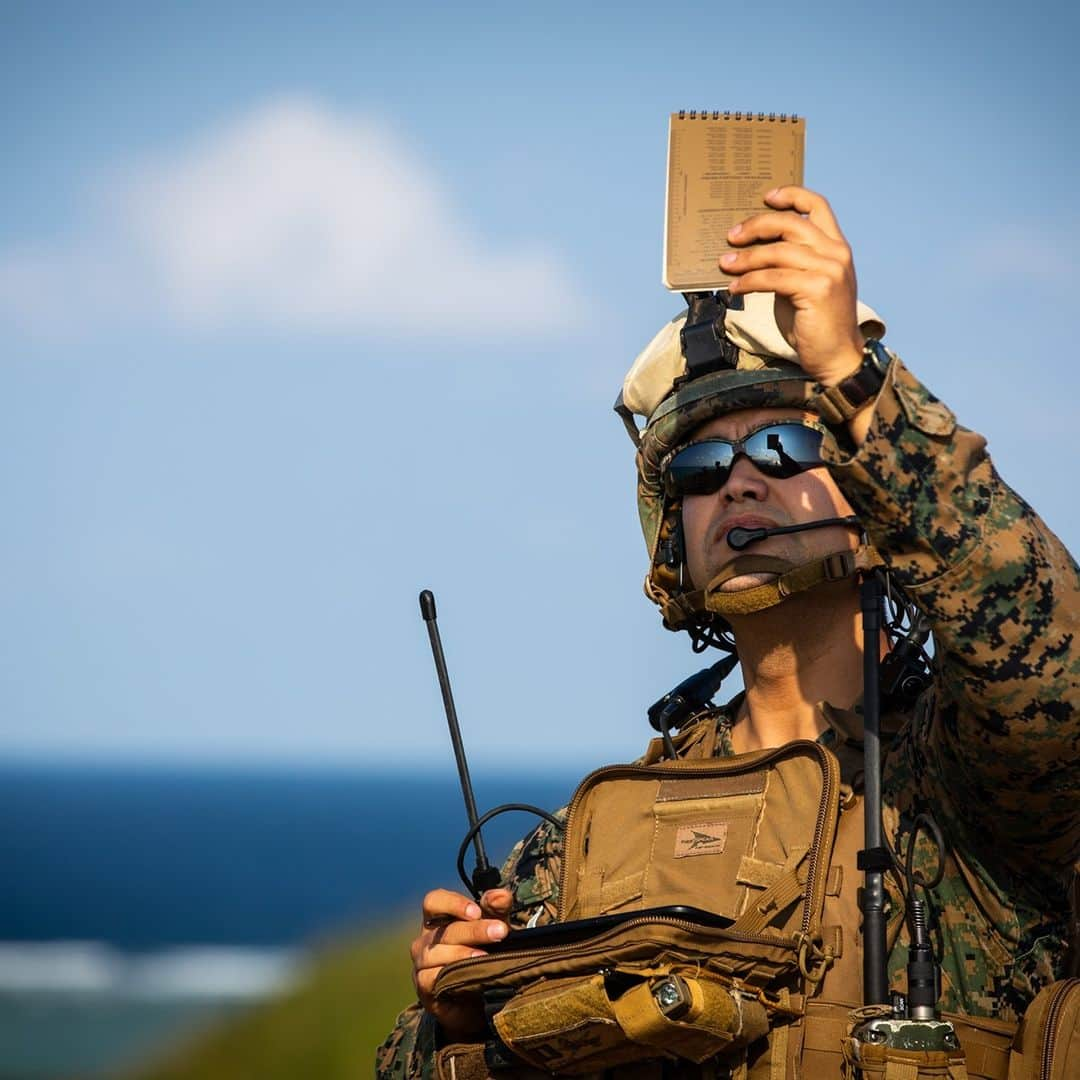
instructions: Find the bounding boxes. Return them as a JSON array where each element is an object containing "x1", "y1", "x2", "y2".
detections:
[{"x1": 674, "y1": 822, "x2": 728, "y2": 858}]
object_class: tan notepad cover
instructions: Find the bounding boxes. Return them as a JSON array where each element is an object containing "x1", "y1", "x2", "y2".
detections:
[{"x1": 664, "y1": 112, "x2": 806, "y2": 292}]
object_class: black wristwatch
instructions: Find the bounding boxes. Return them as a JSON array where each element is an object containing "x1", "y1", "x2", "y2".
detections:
[{"x1": 814, "y1": 339, "x2": 893, "y2": 425}]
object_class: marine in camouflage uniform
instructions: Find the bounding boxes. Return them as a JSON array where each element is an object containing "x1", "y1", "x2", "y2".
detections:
[
  {"x1": 377, "y1": 359, "x2": 1079, "y2": 1078},
  {"x1": 377, "y1": 190, "x2": 1079, "y2": 1078}
]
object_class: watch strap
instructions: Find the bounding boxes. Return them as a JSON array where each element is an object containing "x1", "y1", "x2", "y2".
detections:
[{"x1": 813, "y1": 339, "x2": 893, "y2": 425}]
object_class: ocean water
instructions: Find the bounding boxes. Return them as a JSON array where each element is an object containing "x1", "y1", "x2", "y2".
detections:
[
  {"x1": 0, "y1": 762, "x2": 581, "y2": 1076},
  {"x1": 1, "y1": 763, "x2": 579, "y2": 947}
]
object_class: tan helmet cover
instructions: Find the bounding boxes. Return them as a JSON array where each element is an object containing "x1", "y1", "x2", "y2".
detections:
[
  {"x1": 621, "y1": 292, "x2": 885, "y2": 422},
  {"x1": 617, "y1": 292, "x2": 885, "y2": 633}
]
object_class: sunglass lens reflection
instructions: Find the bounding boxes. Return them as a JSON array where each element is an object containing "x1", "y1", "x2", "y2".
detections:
[{"x1": 665, "y1": 425, "x2": 824, "y2": 496}]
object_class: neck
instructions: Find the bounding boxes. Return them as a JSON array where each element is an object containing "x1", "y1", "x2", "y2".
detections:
[{"x1": 727, "y1": 579, "x2": 865, "y2": 753}]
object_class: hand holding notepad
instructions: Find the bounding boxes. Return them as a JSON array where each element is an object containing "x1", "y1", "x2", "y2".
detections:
[{"x1": 663, "y1": 112, "x2": 806, "y2": 292}]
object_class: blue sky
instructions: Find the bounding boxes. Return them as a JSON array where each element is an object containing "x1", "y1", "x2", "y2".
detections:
[{"x1": 2, "y1": 2, "x2": 1078, "y2": 769}]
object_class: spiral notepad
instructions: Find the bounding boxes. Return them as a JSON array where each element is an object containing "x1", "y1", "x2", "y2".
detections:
[{"x1": 664, "y1": 111, "x2": 806, "y2": 291}]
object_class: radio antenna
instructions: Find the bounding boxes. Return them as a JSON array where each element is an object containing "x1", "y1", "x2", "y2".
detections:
[{"x1": 419, "y1": 590, "x2": 501, "y2": 894}]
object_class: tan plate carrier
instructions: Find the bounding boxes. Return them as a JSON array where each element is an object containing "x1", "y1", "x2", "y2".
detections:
[{"x1": 432, "y1": 739, "x2": 1067, "y2": 1079}]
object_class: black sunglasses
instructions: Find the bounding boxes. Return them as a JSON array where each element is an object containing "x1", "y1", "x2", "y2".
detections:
[{"x1": 663, "y1": 421, "x2": 826, "y2": 498}]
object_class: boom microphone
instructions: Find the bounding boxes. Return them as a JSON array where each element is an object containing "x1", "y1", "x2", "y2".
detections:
[{"x1": 726, "y1": 515, "x2": 861, "y2": 551}]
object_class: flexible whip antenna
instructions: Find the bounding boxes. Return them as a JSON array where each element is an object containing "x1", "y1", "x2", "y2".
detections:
[{"x1": 419, "y1": 590, "x2": 500, "y2": 893}]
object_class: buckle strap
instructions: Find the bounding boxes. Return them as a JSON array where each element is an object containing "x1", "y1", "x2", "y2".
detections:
[
  {"x1": 706, "y1": 546, "x2": 881, "y2": 617},
  {"x1": 729, "y1": 847, "x2": 810, "y2": 937}
]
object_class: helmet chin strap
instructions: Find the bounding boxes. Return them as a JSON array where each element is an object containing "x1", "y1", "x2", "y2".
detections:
[{"x1": 703, "y1": 516, "x2": 879, "y2": 617}]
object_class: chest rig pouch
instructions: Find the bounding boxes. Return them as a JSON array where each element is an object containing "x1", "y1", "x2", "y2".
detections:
[{"x1": 432, "y1": 739, "x2": 842, "y2": 1076}]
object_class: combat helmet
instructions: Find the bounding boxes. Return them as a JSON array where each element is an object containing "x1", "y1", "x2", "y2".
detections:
[{"x1": 615, "y1": 291, "x2": 886, "y2": 650}]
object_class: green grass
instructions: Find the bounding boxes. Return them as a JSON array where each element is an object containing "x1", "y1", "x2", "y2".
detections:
[{"x1": 124, "y1": 922, "x2": 417, "y2": 1079}]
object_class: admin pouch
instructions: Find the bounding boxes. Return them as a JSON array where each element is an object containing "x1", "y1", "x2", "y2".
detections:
[{"x1": 431, "y1": 740, "x2": 843, "y2": 1076}]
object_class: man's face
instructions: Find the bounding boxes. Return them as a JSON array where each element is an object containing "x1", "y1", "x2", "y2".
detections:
[{"x1": 679, "y1": 407, "x2": 858, "y2": 594}]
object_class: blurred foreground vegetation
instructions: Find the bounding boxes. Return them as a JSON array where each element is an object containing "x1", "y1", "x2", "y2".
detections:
[{"x1": 126, "y1": 922, "x2": 415, "y2": 1079}]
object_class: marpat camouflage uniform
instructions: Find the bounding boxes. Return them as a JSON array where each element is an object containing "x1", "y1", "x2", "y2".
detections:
[{"x1": 375, "y1": 359, "x2": 1079, "y2": 1078}]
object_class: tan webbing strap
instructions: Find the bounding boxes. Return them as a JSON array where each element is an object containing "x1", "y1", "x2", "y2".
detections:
[
  {"x1": 434, "y1": 1044, "x2": 492, "y2": 1080},
  {"x1": 803, "y1": 1008, "x2": 850, "y2": 1053},
  {"x1": 435, "y1": 1043, "x2": 599, "y2": 1080},
  {"x1": 785, "y1": 1014, "x2": 807, "y2": 1080},
  {"x1": 737, "y1": 854, "x2": 787, "y2": 890},
  {"x1": 883, "y1": 1062, "x2": 919, "y2": 1080},
  {"x1": 730, "y1": 850, "x2": 809, "y2": 936},
  {"x1": 842, "y1": 1049, "x2": 971, "y2": 1080},
  {"x1": 706, "y1": 547, "x2": 882, "y2": 617},
  {"x1": 841, "y1": 1036, "x2": 861, "y2": 1079},
  {"x1": 769, "y1": 1020, "x2": 789, "y2": 1080},
  {"x1": 939, "y1": 1011, "x2": 1014, "y2": 1079},
  {"x1": 705, "y1": 574, "x2": 793, "y2": 617},
  {"x1": 703, "y1": 553, "x2": 792, "y2": 587}
]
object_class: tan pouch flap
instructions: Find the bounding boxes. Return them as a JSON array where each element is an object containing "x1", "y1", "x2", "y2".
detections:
[
  {"x1": 432, "y1": 914, "x2": 798, "y2": 1004},
  {"x1": 560, "y1": 741, "x2": 840, "y2": 939},
  {"x1": 489, "y1": 970, "x2": 768, "y2": 1074}
]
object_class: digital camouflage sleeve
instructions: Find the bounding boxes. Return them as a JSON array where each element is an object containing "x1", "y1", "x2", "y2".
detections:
[
  {"x1": 825, "y1": 357, "x2": 1080, "y2": 1018},
  {"x1": 376, "y1": 359, "x2": 1079, "y2": 1075}
]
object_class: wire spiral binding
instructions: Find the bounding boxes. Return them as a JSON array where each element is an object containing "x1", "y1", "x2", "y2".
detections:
[{"x1": 676, "y1": 110, "x2": 799, "y2": 122}]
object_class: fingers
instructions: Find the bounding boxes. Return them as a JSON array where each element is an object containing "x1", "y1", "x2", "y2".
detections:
[
  {"x1": 410, "y1": 886, "x2": 514, "y2": 1039},
  {"x1": 721, "y1": 240, "x2": 842, "y2": 279},
  {"x1": 414, "y1": 947, "x2": 487, "y2": 1004},
  {"x1": 415, "y1": 964, "x2": 456, "y2": 1001},
  {"x1": 415, "y1": 942, "x2": 489, "y2": 975},
  {"x1": 763, "y1": 185, "x2": 845, "y2": 241},
  {"x1": 719, "y1": 186, "x2": 859, "y2": 371},
  {"x1": 412, "y1": 887, "x2": 511, "y2": 994},
  {"x1": 411, "y1": 925, "x2": 506, "y2": 1005},
  {"x1": 439, "y1": 917, "x2": 510, "y2": 948},
  {"x1": 726, "y1": 268, "x2": 836, "y2": 301},
  {"x1": 417, "y1": 888, "x2": 511, "y2": 949},
  {"x1": 420, "y1": 887, "x2": 512, "y2": 925},
  {"x1": 727, "y1": 211, "x2": 848, "y2": 262},
  {"x1": 421, "y1": 888, "x2": 483, "y2": 927},
  {"x1": 411, "y1": 915, "x2": 508, "y2": 970},
  {"x1": 723, "y1": 236, "x2": 851, "y2": 300},
  {"x1": 480, "y1": 888, "x2": 513, "y2": 916}
]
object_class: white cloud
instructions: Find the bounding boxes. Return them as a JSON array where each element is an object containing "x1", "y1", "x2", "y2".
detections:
[{"x1": 0, "y1": 98, "x2": 585, "y2": 340}]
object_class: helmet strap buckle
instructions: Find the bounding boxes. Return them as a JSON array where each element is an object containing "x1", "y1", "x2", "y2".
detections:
[{"x1": 822, "y1": 551, "x2": 855, "y2": 582}]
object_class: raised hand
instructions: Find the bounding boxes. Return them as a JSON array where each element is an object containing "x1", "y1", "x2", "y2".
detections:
[{"x1": 721, "y1": 186, "x2": 864, "y2": 388}]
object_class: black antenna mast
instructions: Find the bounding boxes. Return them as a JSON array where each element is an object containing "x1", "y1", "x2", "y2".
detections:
[{"x1": 419, "y1": 590, "x2": 501, "y2": 895}]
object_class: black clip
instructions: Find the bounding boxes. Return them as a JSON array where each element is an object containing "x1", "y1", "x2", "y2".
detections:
[
  {"x1": 857, "y1": 847, "x2": 893, "y2": 873},
  {"x1": 657, "y1": 532, "x2": 682, "y2": 569},
  {"x1": 678, "y1": 292, "x2": 742, "y2": 382}
]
